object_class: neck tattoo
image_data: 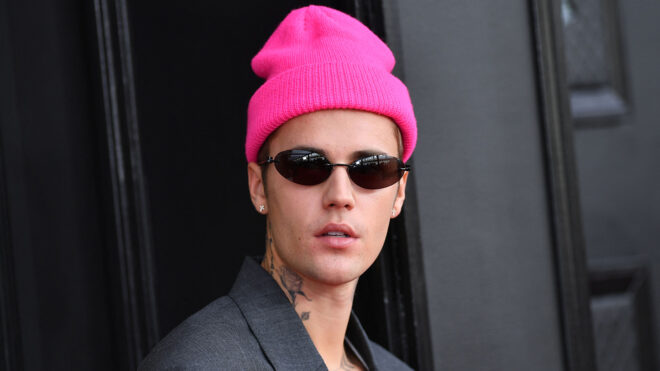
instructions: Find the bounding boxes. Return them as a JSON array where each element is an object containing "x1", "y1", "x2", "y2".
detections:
[
  {"x1": 262, "y1": 223, "x2": 312, "y2": 321},
  {"x1": 278, "y1": 265, "x2": 312, "y2": 320}
]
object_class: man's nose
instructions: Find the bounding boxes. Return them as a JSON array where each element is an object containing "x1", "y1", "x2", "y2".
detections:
[{"x1": 321, "y1": 166, "x2": 356, "y2": 210}]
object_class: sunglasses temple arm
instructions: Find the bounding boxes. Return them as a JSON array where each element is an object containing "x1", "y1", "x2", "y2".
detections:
[{"x1": 257, "y1": 157, "x2": 275, "y2": 166}]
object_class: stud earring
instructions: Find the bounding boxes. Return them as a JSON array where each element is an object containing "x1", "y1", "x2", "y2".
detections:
[
  {"x1": 391, "y1": 208, "x2": 396, "y2": 216},
  {"x1": 259, "y1": 205, "x2": 265, "y2": 213}
]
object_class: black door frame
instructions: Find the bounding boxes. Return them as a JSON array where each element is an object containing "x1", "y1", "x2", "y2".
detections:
[{"x1": 529, "y1": 0, "x2": 597, "y2": 370}]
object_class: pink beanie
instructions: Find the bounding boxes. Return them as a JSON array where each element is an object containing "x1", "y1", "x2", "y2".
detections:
[{"x1": 246, "y1": 5, "x2": 417, "y2": 163}]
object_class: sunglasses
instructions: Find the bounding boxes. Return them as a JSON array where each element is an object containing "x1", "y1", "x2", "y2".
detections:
[{"x1": 259, "y1": 149, "x2": 411, "y2": 189}]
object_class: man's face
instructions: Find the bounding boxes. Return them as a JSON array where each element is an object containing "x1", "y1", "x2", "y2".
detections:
[{"x1": 248, "y1": 109, "x2": 408, "y2": 286}]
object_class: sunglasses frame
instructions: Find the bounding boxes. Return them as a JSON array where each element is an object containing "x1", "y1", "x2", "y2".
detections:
[{"x1": 258, "y1": 149, "x2": 411, "y2": 189}]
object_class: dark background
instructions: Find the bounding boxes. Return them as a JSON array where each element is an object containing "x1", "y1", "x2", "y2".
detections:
[{"x1": 1, "y1": 0, "x2": 115, "y2": 369}]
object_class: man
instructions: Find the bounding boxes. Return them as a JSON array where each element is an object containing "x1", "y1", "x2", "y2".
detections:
[{"x1": 140, "y1": 5, "x2": 417, "y2": 370}]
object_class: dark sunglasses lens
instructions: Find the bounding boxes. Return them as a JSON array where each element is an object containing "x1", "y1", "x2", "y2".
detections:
[
  {"x1": 274, "y1": 150, "x2": 331, "y2": 186},
  {"x1": 350, "y1": 155, "x2": 403, "y2": 189}
]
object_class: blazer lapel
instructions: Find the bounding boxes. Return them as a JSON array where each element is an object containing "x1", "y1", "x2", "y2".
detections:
[
  {"x1": 228, "y1": 257, "x2": 327, "y2": 371},
  {"x1": 346, "y1": 311, "x2": 377, "y2": 370}
]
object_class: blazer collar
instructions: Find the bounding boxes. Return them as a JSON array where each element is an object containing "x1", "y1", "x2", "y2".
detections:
[
  {"x1": 228, "y1": 257, "x2": 379, "y2": 371},
  {"x1": 228, "y1": 257, "x2": 326, "y2": 371}
]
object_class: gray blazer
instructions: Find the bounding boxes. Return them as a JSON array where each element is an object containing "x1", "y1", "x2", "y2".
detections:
[{"x1": 139, "y1": 257, "x2": 413, "y2": 370}]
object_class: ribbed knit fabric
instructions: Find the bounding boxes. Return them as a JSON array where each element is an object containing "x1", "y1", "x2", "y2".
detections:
[{"x1": 246, "y1": 5, "x2": 417, "y2": 162}]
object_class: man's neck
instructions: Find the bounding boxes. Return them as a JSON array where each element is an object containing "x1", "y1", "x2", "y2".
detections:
[{"x1": 261, "y1": 246, "x2": 364, "y2": 370}]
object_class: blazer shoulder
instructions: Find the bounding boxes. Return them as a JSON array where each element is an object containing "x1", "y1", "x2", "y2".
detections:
[
  {"x1": 139, "y1": 296, "x2": 267, "y2": 370},
  {"x1": 369, "y1": 341, "x2": 414, "y2": 371}
]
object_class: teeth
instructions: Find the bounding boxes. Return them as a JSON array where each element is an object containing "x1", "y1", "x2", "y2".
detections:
[{"x1": 326, "y1": 231, "x2": 348, "y2": 237}]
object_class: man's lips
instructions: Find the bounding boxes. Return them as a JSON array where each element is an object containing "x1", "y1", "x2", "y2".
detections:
[
  {"x1": 315, "y1": 223, "x2": 358, "y2": 249},
  {"x1": 315, "y1": 223, "x2": 358, "y2": 238}
]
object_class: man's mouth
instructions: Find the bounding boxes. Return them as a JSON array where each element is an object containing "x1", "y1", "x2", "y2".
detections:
[
  {"x1": 316, "y1": 223, "x2": 357, "y2": 248},
  {"x1": 315, "y1": 223, "x2": 357, "y2": 238}
]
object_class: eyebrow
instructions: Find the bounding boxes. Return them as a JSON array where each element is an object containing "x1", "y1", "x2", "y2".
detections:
[
  {"x1": 290, "y1": 146, "x2": 326, "y2": 155},
  {"x1": 352, "y1": 149, "x2": 388, "y2": 159},
  {"x1": 289, "y1": 146, "x2": 389, "y2": 161}
]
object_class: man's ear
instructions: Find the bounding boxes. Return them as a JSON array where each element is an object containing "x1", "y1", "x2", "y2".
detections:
[
  {"x1": 391, "y1": 171, "x2": 408, "y2": 218},
  {"x1": 247, "y1": 162, "x2": 267, "y2": 213}
]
